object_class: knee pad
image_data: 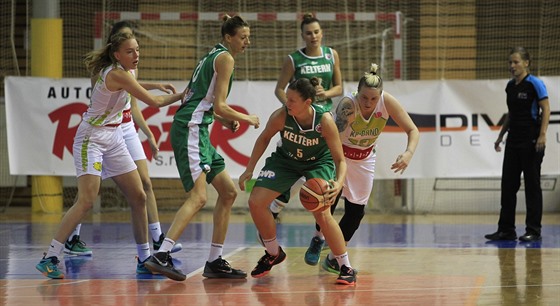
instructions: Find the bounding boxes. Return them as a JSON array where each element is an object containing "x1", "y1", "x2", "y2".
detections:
[{"x1": 339, "y1": 199, "x2": 365, "y2": 241}]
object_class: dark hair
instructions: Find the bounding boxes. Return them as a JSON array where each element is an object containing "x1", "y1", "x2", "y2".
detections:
[
  {"x1": 300, "y1": 13, "x2": 320, "y2": 32},
  {"x1": 221, "y1": 14, "x2": 249, "y2": 37},
  {"x1": 358, "y1": 63, "x2": 383, "y2": 92},
  {"x1": 509, "y1": 46, "x2": 531, "y2": 64},
  {"x1": 85, "y1": 31, "x2": 136, "y2": 76},
  {"x1": 106, "y1": 20, "x2": 135, "y2": 44},
  {"x1": 288, "y1": 77, "x2": 320, "y2": 101}
]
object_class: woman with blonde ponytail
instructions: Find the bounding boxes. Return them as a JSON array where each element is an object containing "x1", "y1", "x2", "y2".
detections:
[{"x1": 320, "y1": 63, "x2": 419, "y2": 274}]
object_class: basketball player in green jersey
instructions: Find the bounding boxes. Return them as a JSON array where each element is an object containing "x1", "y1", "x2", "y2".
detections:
[
  {"x1": 144, "y1": 14, "x2": 259, "y2": 281},
  {"x1": 239, "y1": 77, "x2": 356, "y2": 285},
  {"x1": 270, "y1": 13, "x2": 344, "y2": 265}
]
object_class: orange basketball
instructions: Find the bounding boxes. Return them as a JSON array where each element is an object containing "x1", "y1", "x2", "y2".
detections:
[{"x1": 299, "y1": 178, "x2": 330, "y2": 212}]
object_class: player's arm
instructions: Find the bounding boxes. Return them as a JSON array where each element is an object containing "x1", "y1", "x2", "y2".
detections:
[
  {"x1": 212, "y1": 53, "x2": 259, "y2": 127},
  {"x1": 129, "y1": 96, "x2": 159, "y2": 157},
  {"x1": 238, "y1": 108, "x2": 285, "y2": 190},
  {"x1": 106, "y1": 69, "x2": 186, "y2": 108},
  {"x1": 384, "y1": 92, "x2": 419, "y2": 174},
  {"x1": 334, "y1": 96, "x2": 354, "y2": 132},
  {"x1": 320, "y1": 112, "x2": 347, "y2": 204},
  {"x1": 274, "y1": 56, "x2": 295, "y2": 105},
  {"x1": 317, "y1": 49, "x2": 343, "y2": 101}
]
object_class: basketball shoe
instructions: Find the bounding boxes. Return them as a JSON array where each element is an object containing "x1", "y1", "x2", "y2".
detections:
[
  {"x1": 64, "y1": 235, "x2": 92, "y2": 256},
  {"x1": 336, "y1": 265, "x2": 357, "y2": 285},
  {"x1": 203, "y1": 256, "x2": 247, "y2": 279},
  {"x1": 144, "y1": 252, "x2": 186, "y2": 281},
  {"x1": 304, "y1": 236, "x2": 325, "y2": 265},
  {"x1": 321, "y1": 255, "x2": 340, "y2": 274},
  {"x1": 36, "y1": 254, "x2": 64, "y2": 279},
  {"x1": 251, "y1": 247, "x2": 287, "y2": 278}
]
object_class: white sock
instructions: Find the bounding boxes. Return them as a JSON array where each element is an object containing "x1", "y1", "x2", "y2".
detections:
[
  {"x1": 263, "y1": 237, "x2": 280, "y2": 256},
  {"x1": 148, "y1": 222, "x2": 163, "y2": 242},
  {"x1": 334, "y1": 252, "x2": 351, "y2": 269},
  {"x1": 208, "y1": 243, "x2": 223, "y2": 262},
  {"x1": 69, "y1": 224, "x2": 82, "y2": 241},
  {"x1": 315, "y1": 231, "x2": 325, "y2": 240},
  {"x1": 45, "y1": 239, "x2": 64, "y2": 259},
  {"x1": 136, "y1": 243, "x2": 151, "y2": 262},
  {"x1": 157, "y1": 237, "x2": 175, "y2": 253}
]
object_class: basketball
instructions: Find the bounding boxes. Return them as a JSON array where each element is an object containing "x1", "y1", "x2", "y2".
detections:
[{"x1": 299, "y1": 178, "x2": 330, "y2": 212}]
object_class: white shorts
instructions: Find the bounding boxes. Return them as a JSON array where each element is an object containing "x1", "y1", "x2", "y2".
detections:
[
  {"x1": 342, "y1": 152, "x2": 376, "y2": 205},
  {"x1": 121, "y1": 121, "x2": 147, "y2": 161},
  {"x1": 73, "y1": 122, "x2": 137, "y2": 180}
]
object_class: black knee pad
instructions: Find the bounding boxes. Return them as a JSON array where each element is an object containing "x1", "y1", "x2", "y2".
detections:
[{"x1": 338, "y1": 199, "x2": 365, "y2": 241}]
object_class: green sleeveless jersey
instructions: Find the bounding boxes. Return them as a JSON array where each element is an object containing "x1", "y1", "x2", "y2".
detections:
[
  {"x1": 276, "y1": 104, "x2": 331, "y2": 162},
  {"x1": 290, "y1": 46, "x2": 336, "y2": 110},
  {"x1": 174, "y1": 44, "x2": 233, "y2": 126}
]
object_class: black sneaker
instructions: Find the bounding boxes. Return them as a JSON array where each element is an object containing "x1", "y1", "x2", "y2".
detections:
[
  {"x1": 336, "y1": 265, "x2": 357, "y2": 285},
  {"x1": 251, "y1": 247, "x2": 287, "y2": 278},
  {"x1": 144, "y1": 252, "x2": 186, "y2": 281},
  {"x1": 202, "y1": 256, "x2": 247, "y2": 279},
  {"x1": 484, "y1": 231, "x2": 517, "y2": 241}
]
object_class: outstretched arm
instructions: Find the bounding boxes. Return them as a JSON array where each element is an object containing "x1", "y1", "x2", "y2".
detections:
[{"x1": 384, "y1": 92, "x2": 419, "y2": 174}]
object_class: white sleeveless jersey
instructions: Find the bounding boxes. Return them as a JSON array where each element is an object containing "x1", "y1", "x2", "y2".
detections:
[
  {"x1": 82, "y1": 64, "x2": 128, "y2": 126},
  {"x1": 339, "y1": 91, "x2": 389, "y2": 150}
]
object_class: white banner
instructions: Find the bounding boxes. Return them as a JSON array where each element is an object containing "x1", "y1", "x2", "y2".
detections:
[{"x1": 5, "y1": 76, "x2": 560, "y2": 179}]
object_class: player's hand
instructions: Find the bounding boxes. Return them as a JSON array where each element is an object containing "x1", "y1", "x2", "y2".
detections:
[
  {"x1": 247, "y1": 115, "x2": 260, "y2": 129},
  {"x1": 147, "y1": 135, "x2": 159, "y2": 158},
  {"x1": 391, "y1": 150, "x2": 412, "y2": 174},
  {"x1": 325, "y1": 180, "x2": 342, "y2": 206},
  {"x1": 238, "y1": 171, "x2": 252, "y2": 191},
  {"x1": 157, "y1": 83, "x2": 177, "y2": 94}
]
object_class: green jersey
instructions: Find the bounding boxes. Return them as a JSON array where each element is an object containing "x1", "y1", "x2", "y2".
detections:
[
  {"x1": 290, "y1": 46, "x2": 336, "y2": 110},
  {"x1": 276, "y1": 104, "x2": 331, "y2": 162},
  {"x1": 174, "y1": 44, "x2": 233, "y2": 126}
]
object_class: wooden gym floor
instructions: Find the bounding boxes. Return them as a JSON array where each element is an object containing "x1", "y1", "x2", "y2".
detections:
[{"x1": 0, "y1": 208, "x2": 559, "y2": 305}]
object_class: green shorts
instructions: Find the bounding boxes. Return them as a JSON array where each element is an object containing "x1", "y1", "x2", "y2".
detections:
[
  {"x1": 255, "y1": 152, "x2": 335, "y2": 194},
  {"x1": 171, "y1": 122, "x2": 225, "y2": 192}
]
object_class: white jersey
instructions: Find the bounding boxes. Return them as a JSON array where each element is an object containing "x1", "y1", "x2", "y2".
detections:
[
  {"x1": 338, "y1": 91, "x2": 389, "y2": 205},
  {"x1": 82, "y1": 64, "x2": 128, "y2": 127}
]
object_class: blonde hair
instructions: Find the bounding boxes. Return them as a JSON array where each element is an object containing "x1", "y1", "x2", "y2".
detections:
[
  {"x1": 84, "y1": 32, "x2": 135, "y2": 76},
  {"x1": 358, "y1": 63, "x2": 383, "y2": 92}
]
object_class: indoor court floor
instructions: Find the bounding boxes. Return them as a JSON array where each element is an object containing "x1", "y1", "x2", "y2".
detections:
[{"x1": 0, "y1": 208, "x2": 559, "y2": 305}]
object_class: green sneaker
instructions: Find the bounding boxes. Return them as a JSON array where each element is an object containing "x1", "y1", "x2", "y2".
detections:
[
  {"x1": 304, "y1": 236, "x2": 325, "y2": 266},
  {"x1": 36, "y1": 255, "x2": 64, "y2": 279},
  {"x1": 153, "y1": 233, "x2": 183, "y2": 253},
  {"x1": 64, "y1": 235, "x2": 92, "y2": 256},
  {"x1": 321, "y1": 255, "x2": 340, "y2": 274}
]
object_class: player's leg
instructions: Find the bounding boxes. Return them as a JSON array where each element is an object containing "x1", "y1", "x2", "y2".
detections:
[
  {"x1": 312, "y1": 208, "x2": 356, "y2": 285},
  {"x1": 249, "y1": 156, "x2": 298, "y2": 278},
  {"x1": 135, "y1": 159, "x2": 183, "y2": 253},
  {"x1": 249, "y1": 186, "x2": 287, "y2": 278},
  {"x1": 201, "y1": 167, "x2": 246, "y2": 279}
]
